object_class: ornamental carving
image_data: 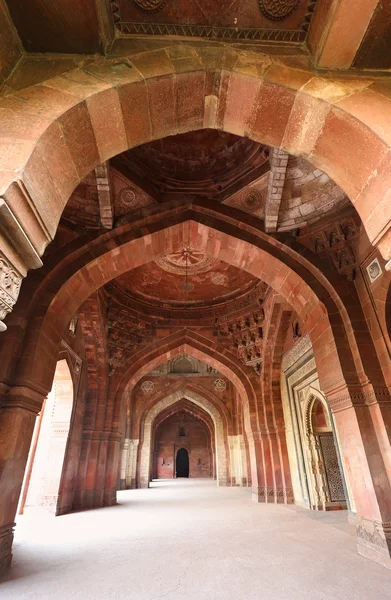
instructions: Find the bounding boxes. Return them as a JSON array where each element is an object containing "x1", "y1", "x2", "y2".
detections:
[
  {"x1": 214, "y1": 378, "x2": 227, "y2": 392},
  {"x1": 141, "y1": 380, "x2": 154, "y2": 395},
  {"x1": 258, "y1": 0, "x2": 300, "y2": 21},
  {"x1": 216, "y1": 303, "x2": 265, "y2": 374},
  {"x1": 107, "y1": 303, "x2": 154, "y2": 373},
  {"x1": 119, "y1": 187, "x2": 137, "y2": 205},
  {"x1": 0, "y1": 255, "x2": 23, "y2": 325},
  {"x1": 367, "y1": 258, "x2": 382, "y2": 284},
  {"x1": 244, "y1": 189, "x2": 263, "y2": 209},
  {"x1": 155, "y1": 248, "x2": 218, "y2": 275},
  {"x1": 132, "y1": 0, "x2": 168, "y2": 13},
  {"x1": 311, "y1": 217, "x2": 360, "y2": 281}
]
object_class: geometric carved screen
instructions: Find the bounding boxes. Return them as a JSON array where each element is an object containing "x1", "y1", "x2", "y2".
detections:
[{"x1": 319, "y1": 433, "x2": 346, "y2": 502}]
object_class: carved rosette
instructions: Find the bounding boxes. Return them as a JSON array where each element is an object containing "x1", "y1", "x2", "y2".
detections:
[
  {"x1": 132, "y1": 0, "x2": 168, "y2": 13},
  {"x1": 258, "y1": 0, "x2": 300, "y2": 21},
  {"x1": 0, "y1": 254, "x2": 22, "y2": 331}
]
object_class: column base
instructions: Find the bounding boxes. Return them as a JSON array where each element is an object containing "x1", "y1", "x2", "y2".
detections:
[
  {"x1": 0, "y1": 524, "x2": 14, "y2": 576},
  {"x1": 252, "y1": 486, "x2": 294, "y2": 504},
  {"x1": 356, "y1": 517, "x2": 391, "y2": 569}
]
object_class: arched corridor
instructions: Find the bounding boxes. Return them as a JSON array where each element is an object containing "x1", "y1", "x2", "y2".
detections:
[
  {"x1": 2, "y1": 3, "x2": 391, "y2": 594},
  {"x1": 2, "y1": 480, "x2": 390, "y2": 600}
]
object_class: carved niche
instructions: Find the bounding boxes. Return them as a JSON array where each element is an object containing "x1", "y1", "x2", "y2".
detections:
[
  {"x1": 311, "y1": 217, "x2": 360, "y2": 281},
  {"x1": 216, "y1": 302, "x2": 265, "y2": 374},
  {"x1": 107, "y1": 303, "x2": 154, "y2": 373},
  {"x1": 0, "y1": 254, "x2": 22, "y2": 329}
]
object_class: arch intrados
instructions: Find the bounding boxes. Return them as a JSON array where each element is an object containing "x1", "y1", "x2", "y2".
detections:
[
  {"x1": 1, "y1": 60, "x2": 390, "y2": 254},
  {"x1": 117, "y1": 331, "x2": 258, "y2": 433},
  {"x1": 303, "y1": 388, "x2": 330, "y2": 435},
  {"x1": 152, "y1": 400, "x2": 215, "y2": 442}
]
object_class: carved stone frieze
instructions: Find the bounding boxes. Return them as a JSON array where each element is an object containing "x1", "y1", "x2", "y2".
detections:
[
  {"x1": 0, "y1": 253, "x2": 23, "y2": 330},
  {"x1": 282, "y1": 334, "x2": 312, "y2": 371}
]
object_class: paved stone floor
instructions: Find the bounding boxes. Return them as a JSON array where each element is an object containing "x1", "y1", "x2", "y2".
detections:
[{"x1": 1, "y1": 479, "x2": 391, "y2": 599}]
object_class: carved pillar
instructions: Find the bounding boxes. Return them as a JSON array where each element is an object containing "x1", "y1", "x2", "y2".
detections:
[
  {"x1": 126, "y1": 439, "x2": 139, "y2": 489},
  {"x1": 306, "y1": 432, "x2": 328, "y2": 511},
  {"x1": 239, "y1": 436, "x2": 249, "y2": 487},
  {"x1": 74, "y1": 430, "x2": 120, "y2": 510},
  {"x1": 0, "y1": 385, "x2": 45, "y2": 574},
  {"x1": 329, "y1": 385, "x2": 391, "y2": 568},
  {"x1": 120, "y1": 438, "x2": 129, "y2": 490},
  {"x1": 248, "y1": 430, "x2": 268, "y2": 502}
]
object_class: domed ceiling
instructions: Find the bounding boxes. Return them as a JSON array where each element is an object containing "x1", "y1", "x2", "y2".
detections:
[
  {"x1": 62, "y1": 128, "x2": 350, "y2": 238},
  {"x1": 111, "y1": 248, "x2": 261, "y2": 309},
  {"x1": 112, "y1": 129, "x2": 269, "y2": 200}
]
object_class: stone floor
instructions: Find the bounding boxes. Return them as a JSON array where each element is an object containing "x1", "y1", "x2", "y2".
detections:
[{"x1": 2, "y1": 479, "x2": 391, "y2": 599}]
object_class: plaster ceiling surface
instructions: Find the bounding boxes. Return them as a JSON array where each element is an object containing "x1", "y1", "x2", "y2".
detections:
[{"x1": 112, "y1": 249, "x2": 259, "y2": 308}]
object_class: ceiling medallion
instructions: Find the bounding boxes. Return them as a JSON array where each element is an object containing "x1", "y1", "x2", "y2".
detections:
[
  {"x1": 132, "y1": 0, "x2": 168, "y2": 13},
  {"x1": 119, "y1": 187, "x2": 137, "y2": 204},
  {"x1": 155, "y1": 248, "x2": 218, "y2": 276},
  {"x1": 258, "y1": 0, "x2": 300, "y2": 21},
  {"x1": 244, "y1": 189, "x2": 263, "y2": 209}
]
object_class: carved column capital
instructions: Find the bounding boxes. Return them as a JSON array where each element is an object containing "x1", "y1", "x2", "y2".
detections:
[{"x1": 0, "y1": 253, "x2": 23, "y2": 332}]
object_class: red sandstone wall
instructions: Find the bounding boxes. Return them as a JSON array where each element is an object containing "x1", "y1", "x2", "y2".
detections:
[{"x1": 153, "y1": 411, "x2": 212, "y2": 479}]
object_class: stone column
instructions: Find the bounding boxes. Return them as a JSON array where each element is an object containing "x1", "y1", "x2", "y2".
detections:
[
  {"x1": 247, "y1": 431, "x2": 268, "y2": 502},
  {"x1": 329, "y1": 385, "x2": 391, "y2": 568},
  {"x1": 120, "y1": 438, "x2": 129, "y2": 490},
  {"x1": 126, "y1": 440, "x2": 139, "y2": 489},
  {"x1": 0, "y1": 385, "x2": 44, "y2": 574}
]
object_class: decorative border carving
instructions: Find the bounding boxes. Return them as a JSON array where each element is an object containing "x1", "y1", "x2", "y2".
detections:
[
  {"x1": 282, "y1": 334, "x2": 312, "y2": 371},
  {"x1": 111, "y1": 0, "x2": 319, "y2": 42}
]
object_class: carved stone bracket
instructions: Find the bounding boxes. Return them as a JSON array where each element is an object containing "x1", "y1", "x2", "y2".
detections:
[
  {"x1": 0, "y1": 253, "x2": 22, "y2": 331},
  {"x1": 311, "y1": 217, "x2": 360, "y2": 281}
]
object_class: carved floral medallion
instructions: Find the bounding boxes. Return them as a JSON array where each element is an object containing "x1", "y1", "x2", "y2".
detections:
[{"x1": 258, "y1": 0, "x2": 300, "y2": 21}]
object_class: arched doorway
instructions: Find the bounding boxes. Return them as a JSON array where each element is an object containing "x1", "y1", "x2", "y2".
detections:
[
  {"x1": 176, "y1": 448, "x2": 189, "y2": 478},
  {"x1": 304, "y1": 395, "x2": 347, "y2": 511},
  {"x1": 18, "y1": 359, "x2": 74, "y2": 515}
]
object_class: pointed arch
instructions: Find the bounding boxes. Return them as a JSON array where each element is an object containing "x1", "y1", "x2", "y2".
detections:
[{"x1": 138, "y1": 387, "x2": 228, "y2": 487}]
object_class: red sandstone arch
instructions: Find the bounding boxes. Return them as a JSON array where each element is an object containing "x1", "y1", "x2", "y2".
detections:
[
  {"x1": 129, "y1": 378, "x2": 232, "y2": 439},
  {"x1": 152, "y1": 400, "x2": 217, "y2": 481},
  {"x1": 112, "y1": 329, "x2": 260, "y2": 433},
  {"x1": 11, "y1": 212, "x2": 369, "y2": 406},
  {"x1": 134, "y1": 381, "x2": 231, "y2": 481},
  {"x1": 136, "y1": 387, "x2": 229, "y2": 487},
  {"x1": 1, "y1": 55, "x2": 391, "y2": 266}
]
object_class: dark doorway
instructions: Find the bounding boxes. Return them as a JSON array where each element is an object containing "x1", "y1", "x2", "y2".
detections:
[{"x1": 176, "y1": 448, "x2": 189, "y2": 478}]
